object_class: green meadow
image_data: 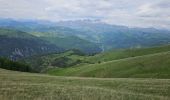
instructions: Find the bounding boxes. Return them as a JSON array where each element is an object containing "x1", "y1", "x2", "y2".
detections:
[{"x1": 0, "y1": 69, "x2": 170, "y2": 100}]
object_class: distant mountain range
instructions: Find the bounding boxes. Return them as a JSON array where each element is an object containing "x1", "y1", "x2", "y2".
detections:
[
  {"x1": 56, "y1": 20, "x2": 170, "y2": 50},
  {"x1": 1, "y1": 18, "x2": 170, "y2": 59}
]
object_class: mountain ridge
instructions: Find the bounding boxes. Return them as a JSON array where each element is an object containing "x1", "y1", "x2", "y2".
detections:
[
  {"x1": 0, "y1": 28, "x2": 64, "y2": 60},
  {"x1": 1, "y1": 18, "x2": 170, "y2": 51}
]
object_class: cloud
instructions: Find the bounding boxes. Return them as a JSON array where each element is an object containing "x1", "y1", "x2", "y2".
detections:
[
  {"x1": 0, "y1": 0, "x2": 170, "y2": 29},
  {"x1": 133, "y1": 0, "x2": 170, "y2": 28},
  {"x1": 137, "y1": 0, "x2": 170, "y2": 17}
]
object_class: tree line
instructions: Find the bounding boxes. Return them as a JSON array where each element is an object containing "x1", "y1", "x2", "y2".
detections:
[{"x1": 0, "y1": 57, "x2": 33, "y2": 72}]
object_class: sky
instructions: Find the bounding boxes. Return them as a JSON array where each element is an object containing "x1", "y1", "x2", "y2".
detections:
[{"x1": 0, "y1": 0, "x2": 170, "y2": 29}]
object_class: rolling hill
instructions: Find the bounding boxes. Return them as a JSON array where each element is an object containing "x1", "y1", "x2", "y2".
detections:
[
  {"x1": 24, "y1": 45, "x2": 170, "y2": 73},
  {"x1": 47, "y1": 45, "x2": 170, "y2": 78},
  {"x1": 22, "y1": 50, "x2": 91, "y2": 72},
  {"x1": 88, "y1": 44, "x2": 170, "y2": 63}
]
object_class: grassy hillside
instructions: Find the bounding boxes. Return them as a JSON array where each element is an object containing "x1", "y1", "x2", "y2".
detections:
[
  {"x1": 0, "y1": 68, "x2": 170, "y2": 100},
  {"x1": 48, "y1": 45, "x2": 170, "y2": 78},
  {"x1": 23, "y1": 50, "x2": 91, "y2": 72},
  {"x1": 23, "y1": 44, "x2": 170, "y2": 74},
  {"x1": 88, "y1": 44, "x2": 170, "y2": 63}
]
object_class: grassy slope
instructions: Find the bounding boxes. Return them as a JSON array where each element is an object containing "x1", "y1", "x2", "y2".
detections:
[
  {"x1": 48, "y1": 45, "x2": 170, "y2": 78},
  {"x1": 88, "y1": 44, "x2": 170, "y2": 63},
  {"x1": 27, "y1": 45, "x2": 170, "y2": 72},
  {"x1": 23, "y1": 50, "x2": 90, "y2": 72},
  {"x1": 0, "y1": 68, "x2": 170, "y2": 100}
]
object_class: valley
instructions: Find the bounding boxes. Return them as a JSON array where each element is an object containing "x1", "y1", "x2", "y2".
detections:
[
  {"x1": 1, "y1": 0, "x2": 170, "y2": 99},
  {"x1": 0, "y1": 19, "x2": 170, "y2": 100}
]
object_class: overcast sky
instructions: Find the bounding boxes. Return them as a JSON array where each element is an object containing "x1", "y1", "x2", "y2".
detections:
[{"x1": 0, "y1": 0, "x2": 170, "y2": 29}]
